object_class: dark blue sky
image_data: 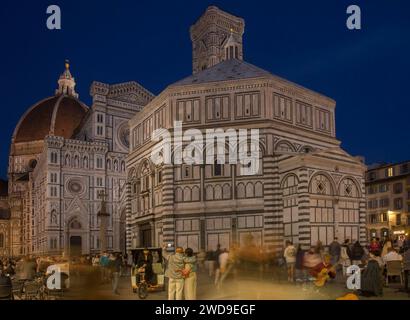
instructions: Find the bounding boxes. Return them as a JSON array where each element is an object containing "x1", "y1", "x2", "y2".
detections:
[{"x1": 0, "y1": 0, "x2": 409, "y2": 179}]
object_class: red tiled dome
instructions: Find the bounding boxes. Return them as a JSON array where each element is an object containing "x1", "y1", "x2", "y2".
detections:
[{"x1": 13, "y1": 95, "x2": 88, "y2": 143}]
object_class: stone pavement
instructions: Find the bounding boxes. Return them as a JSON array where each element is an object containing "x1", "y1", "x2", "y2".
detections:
[{"x1": 63, "y1": 268, "x2": 410, "y2": 300}]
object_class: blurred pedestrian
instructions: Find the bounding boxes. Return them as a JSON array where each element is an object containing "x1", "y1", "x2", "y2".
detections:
[
  {"x1": 295, "y1": 244, "x2": 307, "y2": 283},
  {"x1": 369, "y1": 238, "x2": 381, "y2": 256},
  {"x1": 359, "y1": 260, "x2": 383, "y2": 297},
  {"x1": 215, "y1": 248, "x2": 229, "y2": 287},
  {"x1": 340, "y1": 239, "x2": 352, "y2": 276},
  {"x1": 350, "y1": 241, "x2": 365, "y2": 266},
  {"x1": 183, "y1": 248, "x2": 197, "y2": 300},
  {"x1": 111, "y1": 254, "x2": 121, "y2": 295},
  {"x1": 329, "y1": 238, "x2": 341, "y2": 266},
  {"x1": 283, "y1": 241, "x2": 296, "y2": 282}
]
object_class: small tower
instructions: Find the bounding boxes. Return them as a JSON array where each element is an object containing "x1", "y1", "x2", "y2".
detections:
[
  {"x1": 190, "y1": 6, "x2": 245, "y2": 74},
  {"x1": 56, "y1": 59, "x2": 79, "y2": 98},
  {"x1": 223, "y1": 28, "x2": 242, "y2": 60}
]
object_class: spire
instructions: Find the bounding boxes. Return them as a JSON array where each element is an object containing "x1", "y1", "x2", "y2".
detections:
[{"x1": 56, "y1": 59, "x2": 79, "y2": 98}]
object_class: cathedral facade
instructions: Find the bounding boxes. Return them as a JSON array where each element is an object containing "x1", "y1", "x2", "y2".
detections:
[
  {"x1": 7, "y1": 61, "x2": 153, "y2": 256},
  {"x1": 0, "y1": 180, "x2": 10, "y2": 257},
  {"x1": 125, "y1": 6, "x2": 367, "y2": 254}
]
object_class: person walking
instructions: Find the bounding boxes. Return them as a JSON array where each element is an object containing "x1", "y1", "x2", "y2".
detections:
[
  {"x1": 213, "y1": 245, "x2": 222, "y2": 279},
  {"x1": 215, "y1": 248, "x2": 229, "y2": 287},
  {"x1": 110, "y1": 254, "x2": 121, "y2": 295},
  {"x1": 350, "y1": 241, "x2": 365, "y2": 266},
  {"x1": 163, "y1": 246, "x2": 185, "y2": 300},
  {"x1": 329, "y1": 238, "x2": 341, "y2": 266},
  {"x1": 183, "y1": 248, "x2": 197, "y2": 300},
  {"x1": 99, "y1": 252, "x2": 109, "y2": 283},
  {"x1": 295, "y1": 244, "x2": 306, "y2": 283},
  {"x1": 283, "y1": 241, "x2": 296, "y2": 282},
  {"x1": 340, "y1": 239, "x2": 352, "y2": 276},
  {"x1": 314, "y1": 240, "x2": 324, "y2": 258}
]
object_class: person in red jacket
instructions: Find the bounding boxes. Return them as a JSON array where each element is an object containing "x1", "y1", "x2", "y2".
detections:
[{"x1": 369, "y1": 238, "x2": 381, "y2": 255}]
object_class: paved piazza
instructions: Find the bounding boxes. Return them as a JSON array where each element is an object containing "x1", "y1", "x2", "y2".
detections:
[{"x1": 61, "y1": 268, "x2": 410, "y2": 301}]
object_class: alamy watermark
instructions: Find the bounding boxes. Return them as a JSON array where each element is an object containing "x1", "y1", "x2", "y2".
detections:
[
  {"x1": 150, "y1": 122, "x2": 260, "y2": 176},
  {"x1": 46, "y1": 5, "x2": 61, "y2": 30},
  {"x1": 46, "y1": 265, "x2": 62, "y2": 290}
]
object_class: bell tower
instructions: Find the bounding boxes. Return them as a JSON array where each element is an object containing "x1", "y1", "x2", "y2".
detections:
[{"x1": 190, "y1": 6, "x2": 245, "y2": 74}]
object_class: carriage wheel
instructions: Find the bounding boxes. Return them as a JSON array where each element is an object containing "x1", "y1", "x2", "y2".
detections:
[{"x1": 138, "y1": 283, "x2": 148, "y2": 300}]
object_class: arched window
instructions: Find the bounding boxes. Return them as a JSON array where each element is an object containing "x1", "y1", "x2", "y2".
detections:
[
  {"x1": 339, "y1": 178, "x2": 359, "y2": 198},
  {"x1": 309, "y1": 174, "x2": 334, "y2": 196},
  {"x1": 107, "y1": 159, "x2": 112, "y2": 170},
  {"x1": 50, "y1": 152, "x2": 58, "y2": 164},
  {"x1": 214, "y1": 159, "x2": 222, "y2": 177},
  {"x1": 0, "y1": 233, "x2": 4, "y2": 248}
]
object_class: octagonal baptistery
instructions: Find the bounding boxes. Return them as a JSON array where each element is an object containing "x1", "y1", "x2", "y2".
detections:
[{"x1": 126, "y1": 6, "x2": 367, "y2": 254}]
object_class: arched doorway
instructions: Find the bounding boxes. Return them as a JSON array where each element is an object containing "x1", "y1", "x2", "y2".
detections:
[
  {"x1": 67, "y1": 218, "x2": 83, "y2": 257},
  {"x1": 140, "y1": 223, "x2": 152, "y2": 248},
  {"x1": 70, "y1": 236, "x2": 82, "y2": 257}
]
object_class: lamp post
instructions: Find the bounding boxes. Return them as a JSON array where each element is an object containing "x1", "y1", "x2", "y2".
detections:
[{"x1": 97, "y1": 190, "x2": 110, "y2": 254}]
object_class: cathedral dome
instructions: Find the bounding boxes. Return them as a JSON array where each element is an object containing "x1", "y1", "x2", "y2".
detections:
[
  {"x1": 13, "y1": 61, "x2": 88, "y2": 143},
  {"x1": 13, "y1": 95, "x2": 87, "y2": 143}
]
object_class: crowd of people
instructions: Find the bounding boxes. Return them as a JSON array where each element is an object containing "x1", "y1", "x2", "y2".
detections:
[
  {"x1": 0, "y1": 252, "x2": 130, "y2": 299},
  {"x1": 2, "y1": 235, "x2": 410, "y2": 300},
  {"x1": 282, "y1": 236, "x2": 410, "y2": 297}
]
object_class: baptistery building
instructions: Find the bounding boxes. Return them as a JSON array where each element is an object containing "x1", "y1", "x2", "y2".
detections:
[
  {"x1": 126, "y1": 6, "x2": 367, "y2": 254},
  {"x1": 8, "y1": 61, "x2": 153, "y2": 256}
]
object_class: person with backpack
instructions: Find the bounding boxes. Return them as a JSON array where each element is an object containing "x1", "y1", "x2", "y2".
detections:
[
  {"x1": 350, "y1": 241, "x2": 365, "y2": 266},
  {"x1": 283, "y1": 241, "x2": 297, "y2": 282}
]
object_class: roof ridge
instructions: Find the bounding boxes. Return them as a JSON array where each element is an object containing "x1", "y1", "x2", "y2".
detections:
[{"x1": 171, "y1": 59, "x2": 271, "y2": 87}]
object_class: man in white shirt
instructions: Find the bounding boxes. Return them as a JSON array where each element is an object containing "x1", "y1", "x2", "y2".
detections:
[{"x1": 284, "y1": 241, "x2": 297, "y2": 282}]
